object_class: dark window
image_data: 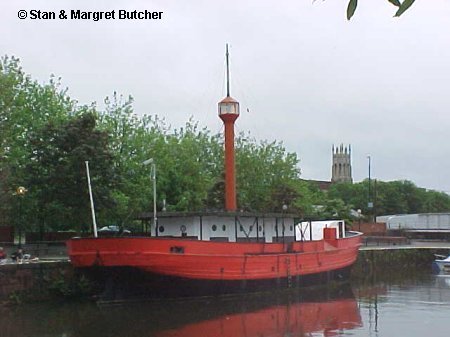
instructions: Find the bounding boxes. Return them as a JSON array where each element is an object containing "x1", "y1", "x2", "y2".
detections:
[
  {"x1": 259, "y1": 225, "x2": 262, "y2": 232},
  {"x1": 222, "y1": 225, "x2": 226, "y2": 231},
  {"x1": 212, "y1": 225, "x2": 217, "y2": 231},
  {"x1": 159, "y1": 226, "x2": 165, "y2": 233},
  {"x1": 240, "y1": 225, "x2": 244, "y2": 231},
  {"x1": 170, "y1": 246, "x2": 184, "y2": 254}
]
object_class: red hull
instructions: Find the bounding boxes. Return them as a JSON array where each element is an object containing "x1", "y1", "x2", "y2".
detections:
[{"x1": 67, "y1": 232, "x2": 362, "y2": 282}]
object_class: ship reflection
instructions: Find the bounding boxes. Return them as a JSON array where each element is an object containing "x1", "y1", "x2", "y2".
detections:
[
  {"x1": 0, "y1": 285, "x2": 362, "y2": 337},
  {"x1": 153, "y1": 287, "x2": 362, "y2": 337}
]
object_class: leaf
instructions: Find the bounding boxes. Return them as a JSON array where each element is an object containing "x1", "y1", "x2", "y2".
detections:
[
  {"x1": 388, "y1": 0, "x2": 401, "y2": 7},
  {"x1": 347, "y1": 0, "x2": 358, "y2": 20},
  {"x1": 395, "y1": 0, "x2": 416, "y2": 17}
]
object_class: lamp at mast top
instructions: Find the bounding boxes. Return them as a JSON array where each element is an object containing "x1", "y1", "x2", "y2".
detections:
[{"x1": 218, "y1": 96, "x2": 240, "y2": 116}]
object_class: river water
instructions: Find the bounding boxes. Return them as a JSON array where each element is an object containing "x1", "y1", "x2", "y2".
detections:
[{"x1": 1, "y1": 273, "x2": 450, "y2": 337}]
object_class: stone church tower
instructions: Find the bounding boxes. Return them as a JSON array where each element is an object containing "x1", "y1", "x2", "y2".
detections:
[{"x1": 331, "y1": 144, "x2": 353, "y2": 183}]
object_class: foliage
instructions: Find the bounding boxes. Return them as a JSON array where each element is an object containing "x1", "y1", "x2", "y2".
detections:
[
  {"x1": 26, "y1": 113, "x2": 116, "y2": 233},
  {"x1": 346, "y1": 0, "x2": 416, "y2": 20},
  {"x1": 153, "y1": 119, "x2": 223, "y2": 212},
  {"x1": 0, "y1": 56, "x2": 74, "y2": 228},
  {"x1": 99, "y1": 94, "x2": 224, "y2": 215},
  {"x1": 328, "y1": 180, "x2": 450, "y2": 217},
  {"x1": 235, "y1": 135, "x2": 300, "y2": 212},
  {"x1": 47, "y1": 271, "x2": 93, "y2": 298}
]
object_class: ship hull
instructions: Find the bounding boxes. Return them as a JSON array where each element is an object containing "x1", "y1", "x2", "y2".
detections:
[
  {"x1": 86, "y1": 264, "x2": 354, "y2": 299},
  {"x1": 67, "y1": 232, "x2": 362, "y2": 298}
]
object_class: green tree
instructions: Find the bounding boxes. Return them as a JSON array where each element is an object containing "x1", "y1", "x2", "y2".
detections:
[
  {"x1": 0, "y1": 56, "x2": 73, "y2": 229},
  {"x1": 98, "y1": 93, "x2": 162, "y2": 225},
  {"x1": 99, "y1": 95, "x2": 224, "y2": 216},
  {"x1": 235, "y1": 135, "x2": 300, "y2": 212},
  {"x1": 424, "y1": 190, "x2": 450, "y2": 213},
  {"x1": 326, "y1": 179, "x2": 450, "y2": 218},
  {"x1": 26, "y1": 113, "x2": 116, "y2": 233},
  {"x1": 156, "y1": 120, "x2": 222, "y2": 211}
]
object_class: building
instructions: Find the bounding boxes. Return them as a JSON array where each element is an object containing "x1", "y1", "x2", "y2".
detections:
[
  {"x1": 331, "y1": 144, "x2": 353, "y2": 183},
  {"x1": 377, "y1": 213, "x2": 450, "y2": 231},
  {"x1": 307, "y1": 144, "x2": 353, "y2": 191}
]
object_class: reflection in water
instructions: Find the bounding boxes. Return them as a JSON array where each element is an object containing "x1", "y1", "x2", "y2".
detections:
[
  {"x1": 3, "y1": 274, "x2": 450, "y2": 337},
  {"x1": 156, "y1": 292, "x2": 361, "y2": 337},
  {"x1": 0, "y1": 286, "x2": 361, "y2": 337}
]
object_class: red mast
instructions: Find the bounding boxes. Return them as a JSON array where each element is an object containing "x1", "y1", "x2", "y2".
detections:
[{"x1": 218, "y1": 44, "x2": 240, "y2": 212}]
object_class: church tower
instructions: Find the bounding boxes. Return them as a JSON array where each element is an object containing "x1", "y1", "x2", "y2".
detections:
[{"x1": 331, "y1": 144, "x2": 353, "y2": 183}]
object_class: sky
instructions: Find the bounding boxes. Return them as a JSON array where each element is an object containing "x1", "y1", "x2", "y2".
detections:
[{"x1": 1, "y1": 0, "x2": 450, "y2": 192}]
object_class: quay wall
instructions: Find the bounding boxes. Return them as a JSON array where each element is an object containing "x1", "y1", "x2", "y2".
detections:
[
  {"x1": 0, "y1": 247, "x2": 448, "y2": 304},
  {"x1": 351, "y1": 248, "x2": 447, "y2": 282},
  {"x1": 0, "y1": 261, "x2": 75, "y2": 304}
]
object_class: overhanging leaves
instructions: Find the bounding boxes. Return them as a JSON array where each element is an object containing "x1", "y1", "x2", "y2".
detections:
[
  {"x1": 347, "y1": 0, "x2": 358, "y2": 20},
  {"x1": 346, "y1": 0, "x2": 416, "y2": 20},
  {"x1": 388, "y1": 0, "x2": 401, "y2": 7},
  {"x1": 395, "y1": 0, "x2": 416, "y2": 17}
]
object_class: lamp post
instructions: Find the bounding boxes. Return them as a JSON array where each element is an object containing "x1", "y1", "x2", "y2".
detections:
[
  {"x1": 282, "y1": 204, "x2": 288, "y2": 243},
  {"x1": 367, "y1": 155, "x2": 373, "y2": 222},
  {"x1": 357, "y1": 209, "x2": 362, "y2": 231},
  {"x1": 15, "y1": 186, "x2": 28, "y2": 248},
  {"x1": 143, "y1": 158, "x2": 157, "y2": 236}
]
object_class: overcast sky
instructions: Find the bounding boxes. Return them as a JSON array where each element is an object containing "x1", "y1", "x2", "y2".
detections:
[{"x1": 2, "y1": 0, "x2": 450, "y2": 192}]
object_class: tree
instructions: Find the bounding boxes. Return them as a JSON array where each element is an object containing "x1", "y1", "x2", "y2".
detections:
[
  {"x1": 155, "y1": 120, "x2": 222, "y2": 211},
  {"x1": 235, "y1": 135, "x2": 300, "y2": 212},
  {"x1": 26, "y1": 113, "x2": 116, "y2": 233},
  {"x1": 98, "y1": 93, "x2": 163, "y2": 225},
  {"x1": 325, "y1": 179, "x2": 450, "y2": 218},
  {"x1": 0, "y1": 56, "x2": 73, "y2": 229},
  {"x1": 99, "y1": 95, "x2": 226, "y2": 216}
]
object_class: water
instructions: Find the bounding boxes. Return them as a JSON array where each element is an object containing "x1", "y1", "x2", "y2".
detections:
[{"x1": 1, "y1": 274, "x2": 450, "y2": 337}]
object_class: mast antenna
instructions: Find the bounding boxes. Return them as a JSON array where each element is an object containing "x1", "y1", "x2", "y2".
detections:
[{"x1": 226, "y1": 44, "x2": 230, "y2": 97}]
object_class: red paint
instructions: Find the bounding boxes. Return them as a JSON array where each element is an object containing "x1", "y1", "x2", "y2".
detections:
[
  {"x1": 66, "y1": 232, "x2": 362, "y2": 281},
  {"x1": 220, "y1": 114, "x2": 238, "y2": 211},
  {"x1": 323, "y1": 227, "x2": 337, "y2": 240}
]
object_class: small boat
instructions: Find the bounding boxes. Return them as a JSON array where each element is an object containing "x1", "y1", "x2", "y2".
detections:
[{"x1": 432, "y1": 254, "x2": 450, "y2": 274}]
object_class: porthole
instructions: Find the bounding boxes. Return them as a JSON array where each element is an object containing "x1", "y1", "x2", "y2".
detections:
[
  {"x1": 222, "y1": 225, "x2": 226, "y2": 231},
  {"x1": 212, "y1": 225, "x2": 217, "y2": 231},
  {"x1": 159, "y1": 226, "x2": 165, "y2": 233},
  {"x1": 180, "y1": 225, "x2": 187, "y2": 233}
]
